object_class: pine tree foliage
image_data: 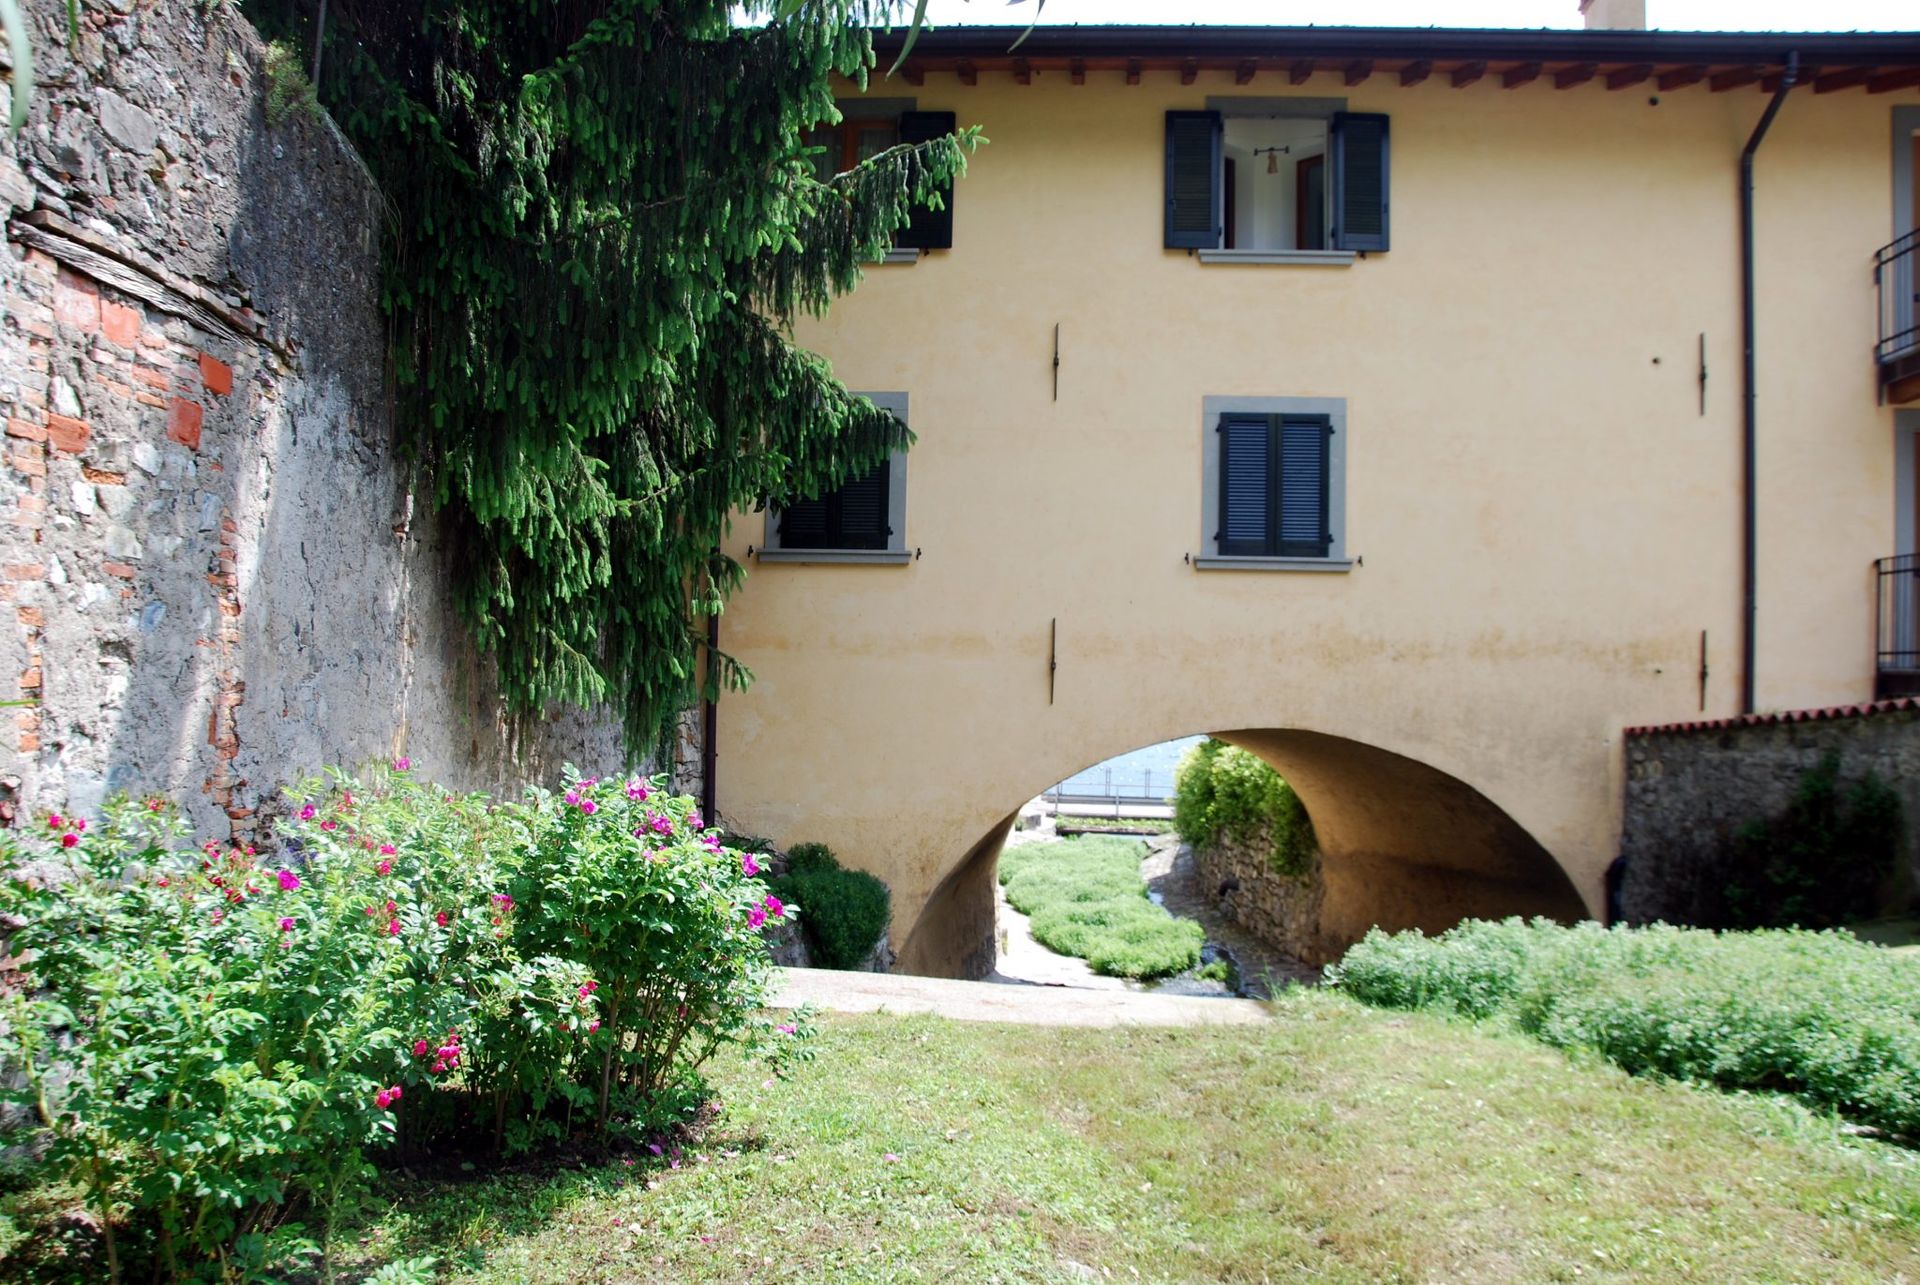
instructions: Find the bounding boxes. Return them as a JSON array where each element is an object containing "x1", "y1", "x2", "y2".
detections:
[{"x1": 244, "y1": 1, "x2": 974, "y2": 757}]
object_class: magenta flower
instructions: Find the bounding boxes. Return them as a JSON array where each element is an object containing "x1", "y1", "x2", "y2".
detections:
[
  {"x1": 626, "y1": 779, "x2": 649, "y2": 801},
  {"x1": 492, "y1": 892, "x2": 514, "y2": 911},
  {"x1": 741, "y1": 854, "x2": 761, "y2": 877},
  {"x1": 764, "y1": 895, "x2": 785, "y2": 920},
  {"x1": 298, "y1": 804, "x2": 316, "y2": 821},
  {"x1": 74, "y1": 818, "x2": 86, "y2": 832},
  {"x1": 379, "y1": 843, "x2": 396, "y2": 856},
  {"x1": 320, "y1": 820, "x2": 338, "y2": 832},
  {"x1": 374, "y1": 1088, "x2": 392, "y2": 1109},
  {"x1": 588, "y1": 1019, "x2": 601, "y2": 1033},
  {"x1": 276, "y1": 870, "x2": 301, "y2": 891},
  {"x1": 387, "y1": 919, "x2": 400, "y2": 936},
  {"x1": 564, "y1": 790, "x2": 580, "y2": 806},
  {"x1": 431, "y1": 1059, "x2": 446, "y2": 1074},
  {"x1": 777, "y1": 1023, "x2": 796, "y2": 1035},
  {"x1": 413, "y1": 1039, "x2": 430, "y2": 1057},
  {"x1": 278, "y1": 917, "x2": 295, "y2": 932},
  {"x1": 688, "y1": 811, "x2": 704, "y2": 831},
  {"x1": 385, "y1": 899, "x2": 397, "y2": 914},
  {"x1": 580, "y1": 799, "x2": 598, "y2": 815},
  {"x1": 435, "y1": 910, "x2": 450, "y2": 928},
  {"x1": 648, "y1": 813, "x2": 672, "y2": 836},
  {"x1": 748, "y1": 906, "x2": 767, "y2": 929},
  {"x1": 46, "y1": 813, "x2": 61, "y2": 829},
  {"x1": 394, "y1": 756, "x2": 412, "y2": 771},
  {"x1": 60, "y1": 833, "x2": 78, "y2": 849}
]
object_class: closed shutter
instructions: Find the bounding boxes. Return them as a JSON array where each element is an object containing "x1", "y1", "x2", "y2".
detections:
[
  {"x1": 778, "y1": 494, "x2": 831, "y2": 548},
  {"x1": 1165, "y1": 111, "x2": 1223, "y2": 250},
  {"x1": 1276, "y1": 418, "x2": 1332, "y2": 557},
  {"x1": 1330, "y1": 112, "x2": 1390, "y2": 253},
  {"x1": 896, "y1": 111, "x2": 957, "y2": 250},
  {"x1": 835, "y1": 459, "x2": 892, "y2": 550},
  {"x1": 1217, "y1": 414, "x2": 1274, "y2": 556}
]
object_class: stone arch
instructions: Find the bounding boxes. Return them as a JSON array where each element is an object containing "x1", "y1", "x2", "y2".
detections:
[{"x1": 899, "y1": 726, "x2": 1589, "y2": 978}]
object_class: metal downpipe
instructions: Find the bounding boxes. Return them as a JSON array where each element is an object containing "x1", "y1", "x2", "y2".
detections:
[{"x1": 1739, "y1": 51, "x2": 1799, "y2": 716}]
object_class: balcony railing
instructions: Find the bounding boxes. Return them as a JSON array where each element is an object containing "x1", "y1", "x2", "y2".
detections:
[
  {"x1": 1877, "y1": 230, "x2": 1920, "y2": 402},
  {"x1": 1875, "y1": 553, "x2": 1920, "y2": 697}
]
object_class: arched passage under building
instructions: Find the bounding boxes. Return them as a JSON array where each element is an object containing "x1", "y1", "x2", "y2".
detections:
[{"x1": 899, "y1": 727, "x2": 1590, "y2": 980}]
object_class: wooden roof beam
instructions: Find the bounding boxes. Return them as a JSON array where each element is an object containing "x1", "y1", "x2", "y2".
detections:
[
  {"x1": 901, "y1": 64, "x2": 924, "y2": 87},
  {"x1": 1399, "y1": 59, "x2": 1432, "y2": 87},
  {"x1": 1501, "y1": 61, "x2": 1542, "y2": 89},
  {"x1": 1812, "y1": 66, "x2": 1877, "y2": 93},
  {"x1": 1012, "y1": 57, "x2": 1031, "y2": 85},
  {"x1": 1869, "y1": 67, "x2": 1920, "y2": 94},
  {"x1": 1289, "y1": 58, "x2": 1315, "y2": 85},
  {"x1": 1656, "y1": 64, "x2": 1707, "y2": 90},
  {"x1": 956, "y1": 59, "x2": 977, "y2": 86},
  {"x1": 1450, "y1": 60, "x2": 1487, "y2": 88},
  {"x1": 1070, "y1": 57, "x2": 1086, "y2": 85},
  {"x1": 1553, "y1": 62, "x2": 1598, "y2": 89},
  {"x1": 1709, "y1": 66, "x2": 1762, "y2": 91},
  {"x1": 1180, "y1": 59, "x2": 1199, "y2": 85},
  {"x1": 1125, "y1": 58, "x2": 1142, "y2": 85},
  {"x1": 1605, "y1": 63, "x2": 1653, "y2": 89},
  {"x1": 1344, "y1": 58, "x2": 1373, "y2": 86},
  {"x1": 1235, "y1": 59, "x2": 1257, "y2": 85}
]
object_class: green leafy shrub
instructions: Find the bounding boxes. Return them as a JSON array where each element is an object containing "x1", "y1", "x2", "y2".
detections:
[
  {"x1": 1331, "y1": 918, "x2": 1920, "y2": 1137},
  {"x1": 1172, "y1": 739, "x2": 1316, "y2": 876},
  {"x1": 0, "y1": 767, "x2": 804, "y2": 1278},
  {"x1": 998, "y1": 837, "x2": 1205, "y2": 979},
  {"x1": 769, "y1": 844, "x2": 891, "y2": 970},
  {"x1": 1723, "y1": 752, "x2": 1903, "y2": 930}
]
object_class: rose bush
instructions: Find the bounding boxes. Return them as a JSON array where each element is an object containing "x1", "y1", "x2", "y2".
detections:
[{"x1": 0, "y1": 765, "x2": 804, "y2": 1280}]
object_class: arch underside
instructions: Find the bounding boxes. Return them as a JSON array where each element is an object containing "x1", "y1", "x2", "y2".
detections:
[{"x1": 901, "y1": 727, "x2": 1589, "y2": 979}]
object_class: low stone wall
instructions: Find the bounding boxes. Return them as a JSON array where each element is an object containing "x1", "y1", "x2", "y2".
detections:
[
  {"x1": 1187, "y1": 821, "x2": 1336, "y2": 966},
  {"x1": 0, "y1": 2, "x2": 645, "y2": 838},
  {"x1": 1618, "y1": 701, "x2": 1920, "y2": 926}
]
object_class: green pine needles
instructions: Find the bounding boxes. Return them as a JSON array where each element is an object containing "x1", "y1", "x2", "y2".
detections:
[{"x1": 244, "y1": 1, "x2": 975, "y2": 756}]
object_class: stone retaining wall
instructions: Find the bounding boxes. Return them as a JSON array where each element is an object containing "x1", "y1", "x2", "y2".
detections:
[
  {"x1": 1618, "y1": 703, "x2": 1920, "y2": 926},
  {"x1": 0, "y1": 1, "x2": 637, "y2": 838},
  {"x1": 1187, "y1": 821, "x2": 1336, "y2": 966}
]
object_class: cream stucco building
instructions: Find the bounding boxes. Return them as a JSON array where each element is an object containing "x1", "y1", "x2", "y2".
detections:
[{"x1": 713, "y1": 23, "x2": 1920, "y2": 977}]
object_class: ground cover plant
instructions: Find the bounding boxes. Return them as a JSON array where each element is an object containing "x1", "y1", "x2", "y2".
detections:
[
  {"x1": 1172, "y1": 738, "x2": 1316, "y2": 875},
  {"x1": 764, "y1": 842, "x2": 891, "y2": 969},
  {"x1": 1053, "y1": 815, "x2": 1175, "y2": 836},
  {"x1": 998, "y1": 837, "x2": 1204, "y2": 979},
  {"x1": 326, "y1": 1000, "x2": 1920, "y2": 1282},
  {"x1": 1332, "y1": 917, "x2": 1920, "y2": 1139},
  {"x1": 0, "y1": 768, "x2": 805, "y2": 1281}
]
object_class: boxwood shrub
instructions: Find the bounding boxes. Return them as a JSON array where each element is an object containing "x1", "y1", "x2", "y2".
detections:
[{"x1": 769, "y1": 844, "x2": 891, "y2": 970}]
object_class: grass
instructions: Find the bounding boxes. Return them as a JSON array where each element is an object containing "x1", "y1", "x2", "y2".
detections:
[
  {"x1": 998, "y1": 836, "x2": 1204, "y2": 978},
  {"x1": 331, "y1": 994, "x2": 1920, "y2": 1283},
  {"x1": 1052, "y1": 815, "x2": 1176, "y2": 836}
]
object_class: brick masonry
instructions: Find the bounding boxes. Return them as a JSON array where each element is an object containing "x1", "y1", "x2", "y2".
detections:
[
  {"x1": 1618, "y1": 702, "x2": 1920, "y2": 925},
  {"x1": 0, "y1": 2, "x2": 666, "y2": 837}
]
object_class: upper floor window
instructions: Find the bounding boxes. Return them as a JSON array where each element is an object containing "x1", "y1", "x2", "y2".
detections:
[
  {"x1": 1166, "y1": 105, "x2": 1389, "y2": 256},
  {"x1": 760, "y1": 392, "x2": 912, "y2": 566},
  {"x1": 807, "y1": 101, "x2": 957, "y2": 252}
]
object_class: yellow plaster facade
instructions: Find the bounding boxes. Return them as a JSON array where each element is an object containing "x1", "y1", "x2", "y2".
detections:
[{"x1": 716, "y1": 55, "x2": 1920, "y2": 977}]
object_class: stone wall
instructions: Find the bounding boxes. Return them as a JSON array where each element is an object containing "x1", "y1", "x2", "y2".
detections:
[
  {"x1": 0, "y1": 1, "x2": 645, "y2": 839},
  {"x1": 1187, "y1": 821, "x2": 1336, "y2": 966},
  {"x1": 1618, "y1": 701, "x2": 1920, "y2": 926}
]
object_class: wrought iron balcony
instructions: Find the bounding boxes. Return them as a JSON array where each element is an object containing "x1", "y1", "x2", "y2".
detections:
[{"x1": 1878, "y1": 229, "x2": 1920, "y2": 404}]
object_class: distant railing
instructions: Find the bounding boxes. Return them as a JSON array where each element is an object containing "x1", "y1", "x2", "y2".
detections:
[
  {"x1": 1044, "y1": 767, "x2": 1172, "y2": 811},
  {"x1": 1876, "y1": 229, "x2": 1919, "y2": 370},
  {"x1": 1876, "y1": 553, "x2": 1920, "y2": 674}
]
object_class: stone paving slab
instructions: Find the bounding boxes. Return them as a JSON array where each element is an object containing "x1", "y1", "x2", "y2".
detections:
[{"x1": 771, "y1": 967, "x2": 1273, "y2": 1028}]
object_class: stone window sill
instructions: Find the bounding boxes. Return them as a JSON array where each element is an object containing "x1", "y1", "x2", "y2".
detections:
[
  {"x1": 1193, "y1": 556, "x2": 1354, "y2": 573},
  {"x1": 756, "y1": 549, "x2": 912, "y2": 566},
  {"x1": 1195, "y1": 249, "x2": 1356, "y2": 267},
  {"x1": 876, "y1": 248, "x2": 921, "y2": 265}
]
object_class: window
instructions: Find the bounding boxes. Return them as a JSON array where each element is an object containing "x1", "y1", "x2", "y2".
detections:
[
  {"x1": 1198, "y1": 396, "x2": 1351, "y2": 572},
  {"x1": 806, "y1": 101, "x2": 957, "y2": 253},
  {"x1": 1166, "y1": 103, "x2": 1388, "y2": 259},
  {"x1": 760, "y1": 392, "x2": 911, "y2": 565}
]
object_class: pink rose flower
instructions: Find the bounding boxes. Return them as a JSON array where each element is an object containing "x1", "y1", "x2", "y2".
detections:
[
  {"x1": 379, "y1": 843, "x2": 396, "y2": 856},
  {"x1": 299, "y1": 804, "x2": 316, "y2": 821},
  {"x1": 387, "y1": 919, "x2": 401, "y2": 936},
  {"x1": 764, "y1": 895, "x2": 785, "y2": 920},
  {"x1": 277, "y1": 869, "x2": 300, "y2": 891},
  {"x1": 393, "y1": 757, "x2": 411, "y2": 771},
  {"x1": 742, "y1": 854, "x2": 761, "y2": 877},
  {"x1": 748, "y1": 906, "x2": 767, "y2": 929},
  {"x1": 278, "y1": 917, "x2": 295, "y2": 932},
  {"x1": 377, "y1": 859, "x2": 393, "y2": 876},
  {"x1": 435, "y1": 910, "x2": 450, "y2": 928},
  {"x1": 60, "y1": 833, "x2": 78, "y2": 849},
  {"x1": 414, "y1": 1039, "x2": 430, "y2": 1057}
]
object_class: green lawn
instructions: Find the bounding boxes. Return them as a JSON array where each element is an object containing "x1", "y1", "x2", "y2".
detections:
[{"x1": 337, "y1": 992, "x2": 1920, "y2": 1283}]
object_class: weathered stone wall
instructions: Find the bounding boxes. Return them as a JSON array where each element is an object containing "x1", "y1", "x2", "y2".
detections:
[
  {"x1": 1188, "y1": 822, "x2": 1336, "y2": 966},
  {"x1": 1618, "y1": 702, "x2": 1920, "y2": 926},
  {"x1": 0, "y1": 1, "x2": 644, "y2": 838}
]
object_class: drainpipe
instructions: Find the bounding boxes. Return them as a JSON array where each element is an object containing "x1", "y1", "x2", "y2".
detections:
[
  {"x1": 1739, "y1": 51, "x2": 1799, "y2": 716},
  {"x1": 701, "y1": 611, "x2": 719, "y2": 823}
]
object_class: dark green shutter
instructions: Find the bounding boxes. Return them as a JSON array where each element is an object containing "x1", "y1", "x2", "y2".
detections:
[
  {"x1": 1276, "y1": 418, "x2": 1332, "y2": 557},
  {"x1": 835, "y1": 459, "x2": 892, "y2": 550},
  {"x1": 1217, "y1": 415, "x2": 1273, "y2": 555},
  {"x1": 896, "y1": 111, "x2": 956, "y2": 250},
  {"x1": 778, "y1": 494, "x2": 830, "y2": 547},
  {"x1": 1165, "y1": 111, "x2": 1222, "y2": 250},
  {"x1": 1330, "y1": 112, "x2": 1390, "y2": 252}
]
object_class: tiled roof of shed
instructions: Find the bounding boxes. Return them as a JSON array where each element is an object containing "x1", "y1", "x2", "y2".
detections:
[{"x1": 1624, "y1": 697, "x2": 1920, "y2": 738}]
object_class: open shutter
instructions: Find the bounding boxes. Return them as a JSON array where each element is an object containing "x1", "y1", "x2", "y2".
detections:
[
  {"x1": 1165, "y1": 111, "x2": 1223, "y2": 250},
  {"x1": 896, "y1": 111, "x2": 957, "y2": 251},
  {"x1": 1276, "y1": 417, "x2": 1332, "y2": 557},
  {"x1": 1217, "y1": 415, "x2": 1274, "y2": 555},
  {"x1": 1330, "y1": 112, "x2": 1390, "y2": 252},
  {"x1": 834, "y1": 459, "x2": 892, "y2": 550},
  {"x1": 778, "y1": 494, "x2": 831, "y2": 548}
]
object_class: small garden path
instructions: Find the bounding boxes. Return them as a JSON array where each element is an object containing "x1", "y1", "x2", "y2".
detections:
[{"x1": 771, "y1": 967, "x2": 1271, "y2": 1027}]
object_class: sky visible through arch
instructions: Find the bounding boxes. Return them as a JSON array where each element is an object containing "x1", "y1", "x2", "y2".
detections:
[{"x1": 911, "y1": 0, "x2": 1915, "y2": 31}]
